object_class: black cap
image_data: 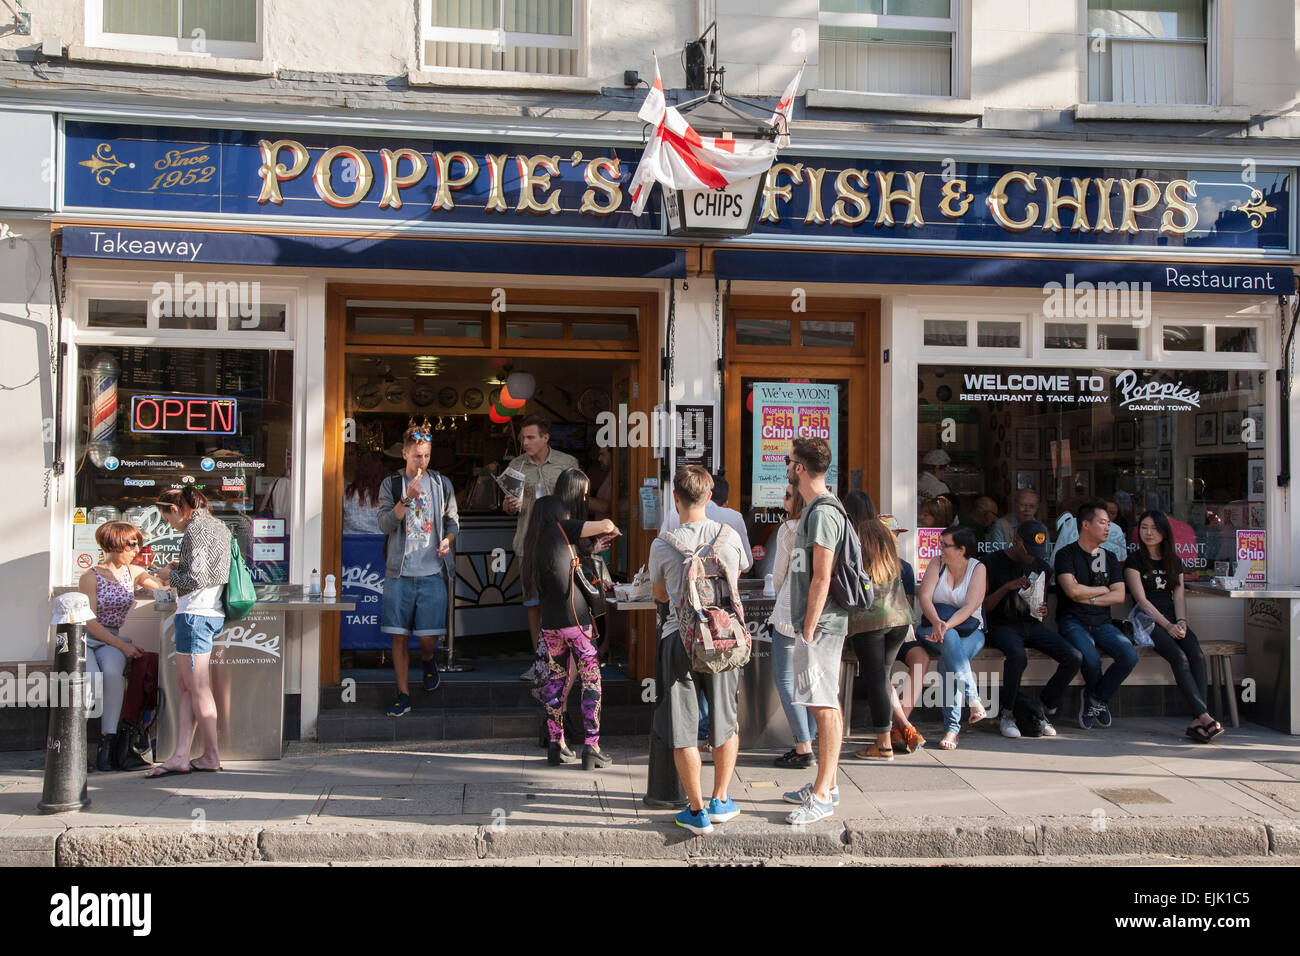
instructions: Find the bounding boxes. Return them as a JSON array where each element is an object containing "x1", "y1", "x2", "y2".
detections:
[{"x1": 1015, "y1": 520, "x2": 1052, "y2": 573}]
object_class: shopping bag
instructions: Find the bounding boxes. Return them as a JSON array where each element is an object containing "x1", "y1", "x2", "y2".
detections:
[{"x1": 224, "y1": 538, "x2": 257, "y2": 621}]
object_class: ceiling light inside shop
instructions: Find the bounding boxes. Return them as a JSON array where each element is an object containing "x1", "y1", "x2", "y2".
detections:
[{"x1": 412, "y1": 355, "x2": 441, "y2": 377}]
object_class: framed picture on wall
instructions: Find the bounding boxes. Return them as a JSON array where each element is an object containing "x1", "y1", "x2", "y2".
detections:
[
  {"x1": 1015, "y1": 469, "x2": 1038, "y2": 491},
  {"x1": 1076, "y1": 425, "x2": 1093, "y2": 453},
  {"x1": 1157, "y1": 415, "x2": 1172, "y2": 447},
  {"x1": 1247, "y1": 404, "x2": 1265, "y2": 450},
  {"x1": 1249, "y1": 458, "x2": 1266, "y2": 501},
  {"x1": 1140, "y1": 417, "x2": 1159, "y2": 450},
  {"x1": 1158, "y1": 450, "x2": 1172, "y2": 479},
  {"x1": 1073, "y1": 468, "x2": 1091, "y2": 497},
  {"x1": 1016, "y1": 428, "x2": 1040, "y2": 460},
  {"x1": 1222, "y1": 410, "x2": 1244, "y2": 445},
  {"x1": 1117, "y1": 420, "x2": 1135, "y2": 451},
  {"x1": 1158, "y1": 482, "x2": 1172, "y2": 512},
  {"x1": 1096, "y1": 423, "x2": 1114, "y2": 453},
  {"x1": 1195, "y1": 412, "x2": 1217, "y2": 446}
]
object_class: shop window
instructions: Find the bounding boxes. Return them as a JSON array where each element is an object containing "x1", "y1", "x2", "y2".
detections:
[
  {"x1": 1216, "y1": 326, "x2": 1257, "y2": 353},
  {"x1": 159, "y1": 310, "x2": 218, "y2": 331},
  {"x1": 72, "y1": 345, "x2": 294, "y2": 585},
  {"x1": 506, "y1": 319, "x2": 564, "y2": 339},
  {"x1": 88, "y1": 299, "x2": 148, "y2": 329},
  {"x1": 421, "y1": 0, "x2": 582, "y2": 77},
  {"x1": 355, "y1": 315, "x2": 416, "y2": 336},
  {"x1": 1164, "y1": 324, "x2": 1206, "y2": 352},
  {"x1": 1086, "y1": 0, "x2": 1210, "y2": 106},
  {"x1": 916, "y1": 363, "x2": 1266, "y2": 579},
  {"x1": 1097, "y1": 323, "x2": 1140, "y2": 350},
  {"x1": 923, "y1": 319, "x2": 966, "y2": 347},
  {"x1": 573, "y1": 320, "x2": 632, "y2": 341},
  {"x1": 976, "y1": 321, "x2": 1020, "y2": 348},
  {"x1": 819, "y1": 0, "x2": 955, "y2": 97},
  {"x1": 424, "y1": 317, "x2": 482, "y2": 338},
  {"x1": 736, "y1": 318, "x2": 793, "y2": 347},
  {"x1": 1045, "y1": 323, "x2": 1087, "y2": 349},
  {"x1": 91, "y1": 0, "x2": 262, "y2": 59},
  {"x1": 801, "y1": 320, "x2": 856, "y2": 349}
]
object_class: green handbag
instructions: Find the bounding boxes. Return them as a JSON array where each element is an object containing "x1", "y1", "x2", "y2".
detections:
[{"x1": 223, "y1": 538, "x2": 257, "y2": 621}]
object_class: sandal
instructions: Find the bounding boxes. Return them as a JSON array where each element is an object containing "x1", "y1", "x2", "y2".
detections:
[
  {"x1": 1205, "y1": 721, "x2": 1225, "y2": 740},
  {"x1": 1185, "y1": 724, "x2": 1212, "y2": 744},
  {"x1": 855, "y1": 743, "x2": 894, "y2": 761},
  {"x1": 901, "y1": 725, "x2": 926, "y2": 753},
  {"x1": 890, "y1": 727, "x2": 905, "y2": 748},
  {"x1": 939, "y1": 732, "x2": 959, "y2": 750},
  {"x1": 968, "y1": 700, "x2": 987, "y2": 725}
]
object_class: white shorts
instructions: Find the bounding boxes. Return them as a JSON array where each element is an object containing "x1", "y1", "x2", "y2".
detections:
[{"x1": 792, "y1": 628, "x2": 846, "y2": 708}]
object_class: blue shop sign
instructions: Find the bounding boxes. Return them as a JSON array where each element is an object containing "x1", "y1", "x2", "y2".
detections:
[{"x1": 64, "y1": 121, "x2": 1291, "y2": 253}]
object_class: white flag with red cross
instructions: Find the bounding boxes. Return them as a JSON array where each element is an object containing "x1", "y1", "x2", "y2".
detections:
[{"x1": 628, "y1": 55, "x2": 802, "y2": 217}]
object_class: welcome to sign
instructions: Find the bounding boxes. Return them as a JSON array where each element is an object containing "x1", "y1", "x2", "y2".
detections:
[{"x1": 64, "y1": 121, "x2": 1291, "y2": 252}]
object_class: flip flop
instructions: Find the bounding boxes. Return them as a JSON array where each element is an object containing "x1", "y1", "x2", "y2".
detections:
[
  {"x1": 1185, "y1": 724, "x2": 1211, "y2": 744},
  {"x1": 1205, "y1": 722, "x2": 1225, "y2": 740},
  {"x1": 189, "y1": 761, "x2": 223, "y2": 773},
  {"x1": 144, "y1": 766, "x2": 192, "y2": 778}
]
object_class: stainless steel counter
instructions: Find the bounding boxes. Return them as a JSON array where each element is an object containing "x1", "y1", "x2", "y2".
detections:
[{"x1": 1186, "y1": 582, "x2": 1300, "y2": 600}]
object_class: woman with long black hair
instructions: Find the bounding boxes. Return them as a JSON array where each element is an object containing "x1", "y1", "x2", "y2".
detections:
[
  {"x1": 522, "y1": 468, "x2": 620, "y2": 768},
  {"x1": 1124, "y1": 509, "x2": 1222, "y2": 742}
]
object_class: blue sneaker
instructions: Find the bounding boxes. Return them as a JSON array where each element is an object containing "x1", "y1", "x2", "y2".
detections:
[
  {"x1": 1078, "y1": 693, "x2": 1101, "y2": 730},
  {"x1": 422, "y1": 659, "x2": 441, "y2": 692},
  {"x1": 386, "y1": 693, "x2": 411, "y2": 718},
  {"x1": 1093, "y1": 699, "x2": 1113, "y2": 728},
  {"x1": 707, "y1": 796, "x2": 740, "y2": 823},
  {"x1": 675, "y1": 807, "x2": 714, "y2": 835}
]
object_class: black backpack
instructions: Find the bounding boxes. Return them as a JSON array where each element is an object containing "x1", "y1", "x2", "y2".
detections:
[
  {"x1": 804, "y1": 496, "x2": 875, "y2": 611},
  {"x1": 1013, "y1": 694, "x2": 1046, "y2": 738}
]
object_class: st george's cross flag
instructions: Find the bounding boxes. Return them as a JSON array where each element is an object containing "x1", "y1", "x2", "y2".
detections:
[{"x1": 627, "y1": 56, "x2": 804, "y2": 216}]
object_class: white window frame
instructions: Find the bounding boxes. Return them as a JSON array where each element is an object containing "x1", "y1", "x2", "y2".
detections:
[
  {"x1": 86, "y1": 0, "x2": 263, "y2": 60},
  {"x1": 818, "y1": 0, "x2": 959, "y2": 98},
  {"x1": 1084, "y1": 0, "x2": 1217, "y2": 106},
  {"x1": 419, "y1": 0, "x2": 584, "y2": 76}
]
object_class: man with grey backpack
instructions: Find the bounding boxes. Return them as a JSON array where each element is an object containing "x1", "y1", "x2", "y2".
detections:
[
  {"x1": 650, "y1": 465, "x2": 748, "y2": 836},
  {"x1": 783, "y1": 436, "x2": 872, "y2": 825}
]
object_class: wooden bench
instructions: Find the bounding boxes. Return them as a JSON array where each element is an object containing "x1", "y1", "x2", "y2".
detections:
[{"x1": 845, "y1": 641, "x2": 1244, "y2": 728}]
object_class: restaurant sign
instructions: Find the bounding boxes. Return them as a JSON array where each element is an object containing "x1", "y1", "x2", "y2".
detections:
[{"x1": 64, "y1": 122, "x2": 1290, "y2": 252}]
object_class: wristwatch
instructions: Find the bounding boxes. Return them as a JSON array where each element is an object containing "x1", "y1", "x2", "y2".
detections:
[{"x1": 1088, "y1": 596, "x2": 1096, "y2": 606}]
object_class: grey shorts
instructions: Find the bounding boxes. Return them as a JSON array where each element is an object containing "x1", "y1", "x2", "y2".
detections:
[
  {"x1": 653, "y1": 631, "x2": 740, "y2": 750},
  {"x1": 793, "y1": 628, "x2": 846, "y2": 708}
]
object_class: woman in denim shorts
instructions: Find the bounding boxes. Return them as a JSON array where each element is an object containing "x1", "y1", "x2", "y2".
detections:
[{"x1": 145, "y1": 487, "x2": 231, "y2": 778}]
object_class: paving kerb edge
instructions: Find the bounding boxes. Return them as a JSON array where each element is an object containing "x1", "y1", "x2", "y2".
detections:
[
  {"x1": 55, "y1": 825, "x2": 261, "y2": 866},
  {"x1": 1266, "y1": 821, "x2": 1300, "y2": 855}
]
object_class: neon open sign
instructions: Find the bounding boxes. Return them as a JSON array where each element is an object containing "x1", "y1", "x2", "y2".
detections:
[{"x1": 130, "y1": 395, "x2": 238, "y2": 435}]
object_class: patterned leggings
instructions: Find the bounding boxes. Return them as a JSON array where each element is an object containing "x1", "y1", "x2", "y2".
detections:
[{"x1": 537, "y1": 624, "x2": 602, "y2": 746}]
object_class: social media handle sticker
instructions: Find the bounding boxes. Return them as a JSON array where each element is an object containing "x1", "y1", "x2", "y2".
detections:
[{"x1": 200, "y1": 457, "x2": 215, "y2": 472}]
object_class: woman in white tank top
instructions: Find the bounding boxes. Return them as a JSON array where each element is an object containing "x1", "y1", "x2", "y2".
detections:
[
  {"x1": 918, "y1": 525, "x2": 989, "y2": 750},
  {"x1": 766, "y1": 484, "x2": 815, "y2": 768}
]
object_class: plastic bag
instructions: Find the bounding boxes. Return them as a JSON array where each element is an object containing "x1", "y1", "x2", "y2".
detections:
[
  {"x1": 1126, "y1": 606, "x2": 1156, "y2": 648},
  {"x1": 1018, "y1": 571, "x2": 1047, "y2": 621}
]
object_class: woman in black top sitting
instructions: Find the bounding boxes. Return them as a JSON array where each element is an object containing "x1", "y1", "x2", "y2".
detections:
[
  {"x1": 1123, "y1": 509, "x2": 1223, "y2": 742},
  {"x1": 522, "y1": 469, "x2": 620, "y2": 768}
]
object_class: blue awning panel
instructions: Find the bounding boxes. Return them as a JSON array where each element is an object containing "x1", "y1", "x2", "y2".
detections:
[
  {"x1": 60, "y1": 226, "x2": 686, "y2": 280},
  {"x1": 714, "y1": 248, "x2": 1294, "y2": 295}
]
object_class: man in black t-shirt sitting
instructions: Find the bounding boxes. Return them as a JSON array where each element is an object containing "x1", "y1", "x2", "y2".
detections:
[
  {"x1": 1054, "y1": 500, "x2": 1140, "y2": 730},
  {"x1": 983, "y1": 520, "x2": 1082, "y2": 738}
]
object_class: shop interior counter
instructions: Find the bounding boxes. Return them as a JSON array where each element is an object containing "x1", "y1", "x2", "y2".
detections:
[{"x1": 1187, "y1": 581, "x2": 1300, "y2": 735}]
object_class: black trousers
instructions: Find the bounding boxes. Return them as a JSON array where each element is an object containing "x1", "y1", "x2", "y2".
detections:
[
  {"x1": 851, "y1": 625, "x2": 912, "y2": 735},
  {"x1": 1149, "y1": 623, "x2": 1209, "y2": 717},
  {"x1": 984, "y1": 619, "x2": 1082, "y2": 713}
]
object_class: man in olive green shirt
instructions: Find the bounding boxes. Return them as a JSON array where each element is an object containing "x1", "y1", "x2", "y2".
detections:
[{"x1": 503, "y1": 414, "x2": 579, "y2": 677}]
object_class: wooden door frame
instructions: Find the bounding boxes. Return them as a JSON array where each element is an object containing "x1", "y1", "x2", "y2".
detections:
[{"x1": 322, "y1": 283, "x2": 661, "y2": 687}]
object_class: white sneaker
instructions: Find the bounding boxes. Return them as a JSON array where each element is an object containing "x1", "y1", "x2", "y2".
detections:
[
  {"x1": 786, "y1": 792, "x2": 834, "y2": 825},
  {"x1": 999, "y1": 713, "x2": 1022, "y2": 738},
  {"x1": 1039, "y1": 718, "x2": 1058, "y2": 737},
  {"x1": 782, "y1": 783, "x2": 839, "y2": 806}
]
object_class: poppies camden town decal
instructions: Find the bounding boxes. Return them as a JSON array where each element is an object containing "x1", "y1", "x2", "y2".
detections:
[{"x1": 63, "y1": 121, "x2": 1289, "y2": 251}]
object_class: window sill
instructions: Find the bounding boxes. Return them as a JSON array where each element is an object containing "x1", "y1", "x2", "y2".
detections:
[
  {"x1": 805, "y1": 89, "x2": 983, "y2": 117},
  {"x1": 1074, "y1": 103, "x2": 1253, "y2": 123},
  {"x1": 67, "y1": 44, "x2": 274, "y2": 76},
  {"x1": 407, "y1": 69, "x2": 601, "y2": 93}
]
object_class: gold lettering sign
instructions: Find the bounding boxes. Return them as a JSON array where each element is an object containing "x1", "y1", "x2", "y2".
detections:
[
  {"x1": 803, "y1": 167, "x2": 828, "y2": 226},
  {"x1": 874, "y1": 171, "x2": 925, "y2": 228},
  {"x1": 939, "y1": 178, "x2": 972, "y2": 219},
  {"x1": 1161, "y1": 179, "x2": 1200, "y2": 236},
  {"x1": 312, "y1": 145, "x2": 374, "y2": 209},
  {"x1": 516, "y1": 154, "x2": 562, "y2": 215},
  {"x1": 256, "y1": 139, "x2": 309, "y2": 205},
  {"x1": 483, "y1": 154, "x2": 509, "y2": 213},
  {"x1": 761, "y1": 163, "x2": 803, "y2": 223},
  {"x1": 1092, "y1": 178, "x2": 1117, "y2": 233},
  {"x1": 830, "y1": 168, "x2": 870, "y2": 226},
  {"x1": 432, "y1": 151, "x2": 480, "y2": 211},
  {"x1": 1119, "y1": 177, "x2": 1160, "y2": 234},
  {"x1": 581, "y1": 157, "x2": 622, "y2": 215},
  {"x1": 378, "y1": 148, "x2": 428, "y2": 210},
  {"x1": 988, "y1": 170, "x2": 1038, "y2": 232},
  {"x1": 1041, "y1": 176, "x2": 1091, "y2": 233}
]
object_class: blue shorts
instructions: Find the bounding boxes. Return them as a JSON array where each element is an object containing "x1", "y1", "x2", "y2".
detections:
[
  {"x1": 174, "y1": 614, "x2": 223, "y2": 656},
  {"x1": 381, "y1": 573, "x2": 448, "y2": 637}
]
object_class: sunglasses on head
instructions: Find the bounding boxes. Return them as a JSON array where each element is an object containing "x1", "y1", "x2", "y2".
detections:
[{"x1": 409, "y1": 432, "x2": 432, "y2": 443}]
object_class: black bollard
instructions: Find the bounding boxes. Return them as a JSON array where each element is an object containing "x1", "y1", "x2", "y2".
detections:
[
  {"x1": 643, "y1": 601, "x2": 686, "y2": 809},
  {"x1": 39, "y1": 596, "x2": 92, "y2": 814}
]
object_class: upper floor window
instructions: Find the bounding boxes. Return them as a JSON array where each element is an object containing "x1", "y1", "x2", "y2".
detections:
[
  {"x1": 421, "y1": 0, "x2": 581, "y2": 76},
  {"x1": 818, "y1": 0, "x2": 954, "y2": 97},
  {"x1": 1087, "y1": 1, "x2": 1210, "y2": 105},
  {"x1": 89, "y1": 0, "x2": 261, "y2": 58}
]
